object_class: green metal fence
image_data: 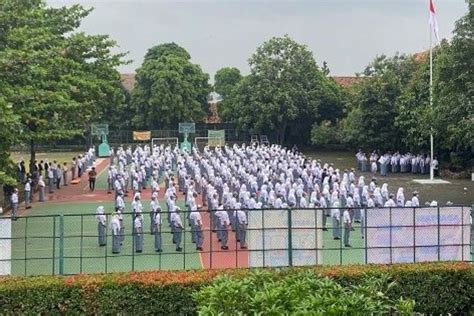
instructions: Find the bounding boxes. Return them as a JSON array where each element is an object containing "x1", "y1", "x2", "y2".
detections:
[{"x1": 0, "y1": 206, "x2": 471, "y2": 276}]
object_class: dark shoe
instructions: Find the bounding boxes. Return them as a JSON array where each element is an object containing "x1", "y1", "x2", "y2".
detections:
[
  {"x1": 156, "y1": 249, "x2": 162, "y2": 252},
  {"x1": 196, "y1": 247, "x2": 203, "y2": 251},
  {"x1": 176, "y1": 247, "x2": 183, "y2": 252},
  {"x1": 136, "y1": 250, "x2": 142, "y2": 253},
  {"x1": 221, "y1": 246, "x2": 229, "y2": 250},
  {"x1": 240, "y1": 246, "x2": 248, "y2": 249},
  {"x1": 345, "y1": 244, "x2": 352, "y2": 247},
  {"x1": 322, "y1": 228, "x2": 328, "y2": 231},
  {"x1": 334, "y1": 237, "x2": 340, "y2": 240}
]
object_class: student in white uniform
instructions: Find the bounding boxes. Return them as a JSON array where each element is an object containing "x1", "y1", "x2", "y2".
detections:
[
  {"x1": 236, "y1": 209, "x2": 248, "y2": 249},
  {"x1": 189, "y1": 206, "x2": 204, "y2": 251},
  {"x1": 411, "y1": 191, "x2": 420, "y2": 207},
  {"x1": 331, "y1": 197, "x2": 341, "y2": 240},
  {"x1": 38, "y1": 176, "x2": 45, "y2": 202},
  {"x1": 396, "y1": 188, "x2": 405, "y2": 206},
  {"x1": 134, "y1": 214, "x2": 144, "y2": 252},
  {"x1": 216, "y1": 207, "x2": 230, "y2": 250},
  {"x1": 343, "y1": 208, "x2": 352, "y2": 247},
  {"x1": 11, "y1": 188, "x2": 19, "y2": 219},
  {"x1": 111, "y1": 213, "x2": 121, "y2": 254},
  {"x1": 153, "y1": 210, "x2": 162, "y2": 252},
  {"x1": 24, "y1": 178, "x2": 32, "y2": 209},
  {"x1": 96, "y1": 206, "x2": 107, "y2": 247},
  {"x1": 171, "y1": 210, "x2": 183, "y2": 252}
]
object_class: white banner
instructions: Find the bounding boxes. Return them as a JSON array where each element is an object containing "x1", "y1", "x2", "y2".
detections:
[
  {"x1": 248, "y1": 209, "x2": 322, "y2": 267},
  {"x1": 367, "y1": 207, "x2": 470, "y2": 264},
  {"x1": 0, "y1": 218, "x2": 12, "y2": 275}
]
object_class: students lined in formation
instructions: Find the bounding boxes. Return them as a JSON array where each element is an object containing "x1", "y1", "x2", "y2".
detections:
[
  {"x1": 356, "y1": 150, "x2": 439, "y2": 177},
  {"x1": 8, "y1": 148, "x2": 96, "y2": 218},
  {"x1": 98, "y1": 143, "x2": 422, "y2": 252}
]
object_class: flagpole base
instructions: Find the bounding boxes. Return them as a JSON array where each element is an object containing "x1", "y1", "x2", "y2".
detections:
[{"x1": 413, "y1": 179, "x2": 451, "y2": 184}]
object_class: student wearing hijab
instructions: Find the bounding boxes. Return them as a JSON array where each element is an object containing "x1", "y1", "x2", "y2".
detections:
[
  {"x1": 111, "y1": 212, "x2": 121, "y2": 254},
  {"x1": 96, "y1": 206, "x2": 107, "y2": 246},
  {"x1": 38, "y1": 176, "x2": 45, "y2": 202},
  {"x1": 153, "y1": 207, "x2": 162, "y2": 252},
  {"x1": 134, "y1": 214, "x2": 144, "y2": 253}
]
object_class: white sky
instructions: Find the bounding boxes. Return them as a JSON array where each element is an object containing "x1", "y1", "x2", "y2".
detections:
[{"x1": 47, "y1": 0, "x2": 468, "y2": 77}]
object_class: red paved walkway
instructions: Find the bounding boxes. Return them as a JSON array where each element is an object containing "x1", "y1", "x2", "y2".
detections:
[{"x1": 200, "y1": 208, "x2": 249, "y2": 269}]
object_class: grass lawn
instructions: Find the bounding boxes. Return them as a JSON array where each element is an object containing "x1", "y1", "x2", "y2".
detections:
[{"x1": 10, "y1": 151, "x2": 83, "y2": 173}]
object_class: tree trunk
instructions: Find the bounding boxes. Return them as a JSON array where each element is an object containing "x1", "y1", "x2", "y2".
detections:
[
  {"x1": 278, "y1": 120, "x2": 287, "y2": 145},
  {"x1": 29, "y1": 139, "x2": 35, "y2": 174}
]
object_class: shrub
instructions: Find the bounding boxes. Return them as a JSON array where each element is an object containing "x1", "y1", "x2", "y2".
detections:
[
  {"x1": 0, "y1": 262, "x2": 472, "y2": 314},
  {"x1": 194, "y1": 269, "x2": 415, "y2": 315}
]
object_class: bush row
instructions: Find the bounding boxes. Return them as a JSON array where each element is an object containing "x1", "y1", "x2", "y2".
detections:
[{"x1": 0, "y1": 262, "x2": 472, "y2": 314}]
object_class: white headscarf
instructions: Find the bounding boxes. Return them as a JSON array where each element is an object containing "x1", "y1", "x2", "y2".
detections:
[{"x1": 96, "y1": 206, "x2": 106, "y2": 224}]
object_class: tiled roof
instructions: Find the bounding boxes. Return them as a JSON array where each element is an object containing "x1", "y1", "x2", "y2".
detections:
[
  {"x1": 120, "y1": 73, "x2": 136, "y2": 92},
  {"x1": 331, "y1": 76, "x2": 364, "y2": 87}
]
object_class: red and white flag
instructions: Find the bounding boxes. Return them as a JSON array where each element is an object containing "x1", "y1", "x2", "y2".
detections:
[{"x1": 429, "y1": 0, "x2": 440, "y2": 43}]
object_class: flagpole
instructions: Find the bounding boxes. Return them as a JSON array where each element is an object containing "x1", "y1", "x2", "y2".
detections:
[{"x1": 429, "y1": 20, "x2": 434, "y2": 181}]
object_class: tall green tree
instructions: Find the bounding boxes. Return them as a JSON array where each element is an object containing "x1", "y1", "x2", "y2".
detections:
[
  {"x1": 0, "y1": 0, "x2": 127, "y2": 170},
  {"x1": 0, "y1": 97, "x2": 19, "y2": 185},
  {"x1": 132, "y1": 43, "x2": 211, "y2": 129},
  {"x1": 434, "y1": 1, "x2": 473, "y2": 164},
  {"x1": 341, "y1": 54, "x2": 417, "y2": 150},
  {"x1": 213, "y1": 67, "x2": 242, "y2": 121},
  {"x1": 225, "y1": 35, "x2": 336, "y2": 144}
]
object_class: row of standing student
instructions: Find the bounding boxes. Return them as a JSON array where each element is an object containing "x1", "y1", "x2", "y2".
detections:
[{"x1": 95, "y1": 196, "x2": 249, "y2": 254}]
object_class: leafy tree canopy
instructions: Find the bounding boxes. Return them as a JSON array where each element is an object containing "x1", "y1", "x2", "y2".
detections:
[
  {"x1": 213, "y1": 67, "x2": 242, "y2": 121},
  {"x1": 0, "y1": 0, "x2": 127, "y2": 176},
  {"x1": 132, "y1": 43, "x2": 211, "y2": 129},
  {"x1": 223, "y1": 35, "x2": 343, "y2": 145}
]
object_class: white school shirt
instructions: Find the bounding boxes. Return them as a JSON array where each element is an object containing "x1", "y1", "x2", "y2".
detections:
[
  {"x1": 111, "y1": 217, "x2": 120, "y2": 235},
  {"x1": 25, "y1": 182, "x2": 31, "y2": 192},
  {"x1": 11, "y1": 193, "x2": 18, "y2": 203},
  {"x1": 154, "y1": 213, "x2": 161, "y2": 226},
  {"x1": 331, "y1": 201, "x2": 340, "y2": 219},
  {"x1": 134, "y1": 217, "x2": 143, "y2": 229},
  {"x1": 299, "y1": 197, "x2": 308, "y2": 208},
  {"x1": 150, "y1": 200, "x2": 159, "y2": 212},
  {"x1": 217, "y1": 210, "x2": 230, "y2": 226},
  {"x1": 96, "y1": 214, "x2": 106, "y2": 225},
  {"x1": 171, "y1": 213, "x2": 183, "y2": 228},
  {"x1": 189, "y1": 211, "x2": 202, "y2": 226},
  {"x1": 236, "y1": 210, "x2": 247, "y2": 225},
  {"x1": 411, "y1": 196, "x2": 420, "y2": 207},
  {"x1": 116, "y1": 196, "x2": 125, "y2": 209},
  {"x1": 343, "y1": 210, "x2": 351, "y2": 224}
]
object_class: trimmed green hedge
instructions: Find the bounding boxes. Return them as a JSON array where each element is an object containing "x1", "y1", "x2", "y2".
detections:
[{"x1": 0, "y1": 262, "x2": 472, "y2": 314}]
